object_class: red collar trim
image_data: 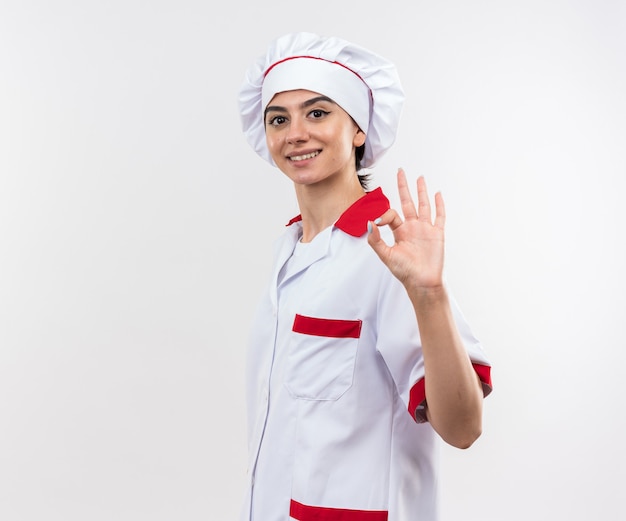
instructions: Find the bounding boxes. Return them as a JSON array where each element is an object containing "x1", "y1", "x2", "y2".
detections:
[{"x1": 285, "y1": 187, "x2": 390, "y2": 238}]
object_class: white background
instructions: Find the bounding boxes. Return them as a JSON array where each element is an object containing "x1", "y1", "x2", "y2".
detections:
[{"x1": 1, "y1": 1, "x2": 625, "y2": 519}]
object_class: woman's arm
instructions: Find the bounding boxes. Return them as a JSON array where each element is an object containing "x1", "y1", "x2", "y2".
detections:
[{"x1": 367, "y1": 169, "x2": 483, "y2": 448}]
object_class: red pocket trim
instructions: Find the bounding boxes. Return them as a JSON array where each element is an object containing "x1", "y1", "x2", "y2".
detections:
[
  {"x1": 292, "y1": 314, "x2": 362, "y2": 339},
  {"x1": 290, "y1": 500, "x2": 388, "y2": 521}
]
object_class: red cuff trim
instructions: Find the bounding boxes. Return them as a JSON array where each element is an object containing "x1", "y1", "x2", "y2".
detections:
[
  {"x1": 472, "y1": 362, "x2": 493, "y2": 397},
  {"x1": 407, "y1": 363, "x2": 493, "y2": 422},
  {"x1": 290, "y1": 500, "x2": 388, "y2": 521},
  {"x1": 292, "y1": 314, "x2": 362, "y2": 339},
  {"x1": 407, "y1": 378, "x2": 426, "y2": 421}
]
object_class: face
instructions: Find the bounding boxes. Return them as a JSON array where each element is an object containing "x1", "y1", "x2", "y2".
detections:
[{"x1": 264, "y1": 89, "x2": 366, "y2": 187}]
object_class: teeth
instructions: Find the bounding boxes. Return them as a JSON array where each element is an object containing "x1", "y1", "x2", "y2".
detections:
[{"x1": 290, "y1": 151, "x2": 319, "y2": 161}]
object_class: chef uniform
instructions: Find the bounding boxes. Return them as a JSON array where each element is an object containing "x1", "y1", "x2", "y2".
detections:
[{"x1": 238, "y1": 32, "x2": 492, "y2": 521}]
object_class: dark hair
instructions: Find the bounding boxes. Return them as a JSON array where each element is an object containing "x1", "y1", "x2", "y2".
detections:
[{"x1": 355, "y1": 144, "x2": 370, "y2": 190}]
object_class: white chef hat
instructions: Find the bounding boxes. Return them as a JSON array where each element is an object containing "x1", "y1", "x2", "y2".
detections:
[{"x1": 238, "y1": 32, "x2": 404, "y2": 169}]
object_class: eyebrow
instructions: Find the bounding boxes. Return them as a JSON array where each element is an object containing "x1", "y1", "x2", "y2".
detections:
[{"x1": 264, "y1": 95, "x2": 335, "y2": 118}]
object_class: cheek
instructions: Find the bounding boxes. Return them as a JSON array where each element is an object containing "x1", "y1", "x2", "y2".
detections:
[{"x1": 265, "y1": 133, "x2": 282, "y2": 157}]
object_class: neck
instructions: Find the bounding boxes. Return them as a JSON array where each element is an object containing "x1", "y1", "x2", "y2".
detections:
[{"x1": 295, "y1": 174, "x2": 365, "y2": 243}]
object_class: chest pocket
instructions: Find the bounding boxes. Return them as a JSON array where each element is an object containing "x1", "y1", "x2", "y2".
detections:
[{"x1": 285, "y1": 314, "x2": 362, "y2": 401}]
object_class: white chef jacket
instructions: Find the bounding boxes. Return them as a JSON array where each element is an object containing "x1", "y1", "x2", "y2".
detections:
[{"x1": 241, "y1": 188, "x2": 492, "y2": 521}]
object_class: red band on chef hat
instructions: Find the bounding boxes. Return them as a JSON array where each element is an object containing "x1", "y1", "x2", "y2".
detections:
[{"x1": 238, "y1": 32, "x2": 404, "y2": 169}]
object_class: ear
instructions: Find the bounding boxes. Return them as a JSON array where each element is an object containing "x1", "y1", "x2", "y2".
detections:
[{"x1": 354, "y1": 129, "x2": 366, "y2": 148}]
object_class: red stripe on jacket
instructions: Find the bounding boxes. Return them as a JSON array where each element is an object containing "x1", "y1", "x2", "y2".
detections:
[{"x1": 290, "y1": 500, "x2": 388, "y2": 521}]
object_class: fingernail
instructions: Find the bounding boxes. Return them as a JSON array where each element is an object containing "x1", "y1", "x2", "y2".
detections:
[
  {"x1": 367, "y1": 221, "x2": 373, "y2": 234},
  {"x1": 374, "y1": 217, "x2": 382, "y2": 225}
]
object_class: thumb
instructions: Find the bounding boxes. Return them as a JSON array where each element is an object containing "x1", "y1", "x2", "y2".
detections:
[{"x1": 367, "y1": 220, "x2": 391, "y2": 262}]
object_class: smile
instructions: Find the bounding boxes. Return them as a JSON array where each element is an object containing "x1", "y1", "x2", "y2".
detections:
[{"x1": 288, "y1": 151, "x2": 320, "y2": 162}]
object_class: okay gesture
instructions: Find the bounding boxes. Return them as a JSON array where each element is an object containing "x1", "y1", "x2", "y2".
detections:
[{"x1": 368, "y1": 169, "x2": 446, "y2": 292}]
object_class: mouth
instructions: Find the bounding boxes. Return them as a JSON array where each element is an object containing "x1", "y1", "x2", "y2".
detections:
[{"x1": 288, "y1": 150, "x2": 320, "y2": 162}]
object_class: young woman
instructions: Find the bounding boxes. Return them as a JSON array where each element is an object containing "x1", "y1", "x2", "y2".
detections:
[{"x1": 237, "y1": 32, "x2": 492, "y2": 521}]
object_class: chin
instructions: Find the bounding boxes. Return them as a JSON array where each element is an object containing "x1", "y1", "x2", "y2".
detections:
[{"x1": 282, "y1": 167, "x2": 323, "y2": 185}]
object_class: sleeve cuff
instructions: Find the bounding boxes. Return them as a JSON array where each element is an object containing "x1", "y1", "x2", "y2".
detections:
[{"x1": 407, "y1": 363, "x2": 493, "y2": 423}]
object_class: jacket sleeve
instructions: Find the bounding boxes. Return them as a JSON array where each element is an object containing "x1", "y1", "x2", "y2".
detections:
[{"x1": 375, "y1": 269, "x2": 492, "y2": 423}]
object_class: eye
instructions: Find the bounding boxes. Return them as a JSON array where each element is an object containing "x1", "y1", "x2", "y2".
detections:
[
  {"x1": 309, "y1": 109, "x2": 330, "y2": 119},
  {"x1": 267, "y1": 115, "x2": 287, "y2": 127}
]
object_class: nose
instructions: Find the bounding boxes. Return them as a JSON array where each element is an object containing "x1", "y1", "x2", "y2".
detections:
[{"x1": 286, "y1": 116, "x2": 309, "y2": 144}]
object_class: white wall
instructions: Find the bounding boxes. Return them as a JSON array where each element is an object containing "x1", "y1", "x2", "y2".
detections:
[{"x1": 1, "y1": 1, "x2": 624, "y2": 519}]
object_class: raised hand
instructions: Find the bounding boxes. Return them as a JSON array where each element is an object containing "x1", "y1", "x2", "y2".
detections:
[{"x1": 367, "y1": 169, "x2": 445, "y2": 292}]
